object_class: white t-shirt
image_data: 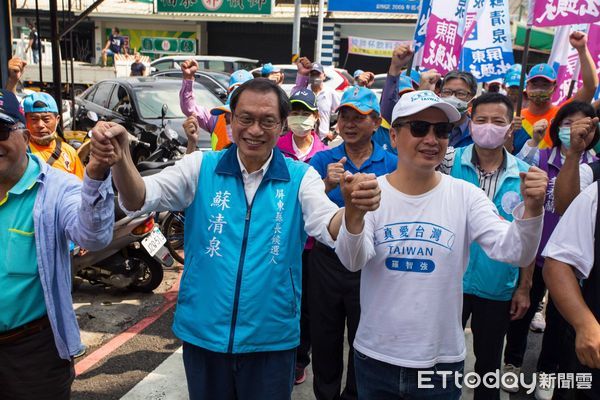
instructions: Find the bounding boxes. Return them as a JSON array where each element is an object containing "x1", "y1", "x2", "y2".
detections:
[
  {"x1": 542, "y1": 182, "x2": 598, "y2": 279},
  {"x1": 580, "y1": 163, "x2": 595, "y2": 191},
  {"x1": 316, "y1": 88, "x2": 341, "y2": 139},
  {"x1": 335, "y1": 173, "x2": 543, "y2": 368}
]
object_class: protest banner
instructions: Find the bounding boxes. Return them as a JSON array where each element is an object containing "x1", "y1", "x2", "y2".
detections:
[
  {"x1": 532, "y1": 0, "x2": 600, "y2": 27},
  {"x1": 461, "y1": 0, "x2": 515, "y2": 83},
  {"x1": 348, "y1": 37, "x2": 413, "y2": 58}
]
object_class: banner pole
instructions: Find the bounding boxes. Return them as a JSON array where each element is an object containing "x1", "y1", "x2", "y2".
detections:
[{"x1": 516, "y1": 26, "x2": 532, "y2": 116}]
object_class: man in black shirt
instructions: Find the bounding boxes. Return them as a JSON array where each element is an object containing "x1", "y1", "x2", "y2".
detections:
[
  {"x1": 101, "y1": 27, "x2": 123, "y2": 67},
  {"x1": 130, "y1": 52, "x2": 146, "y2": 77},
  {"x1": 25, "y1": 23, "x2": 41, "y2": 64}
]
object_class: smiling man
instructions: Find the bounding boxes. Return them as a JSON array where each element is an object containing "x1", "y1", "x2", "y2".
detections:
[
  {"x1": 89, "y1": 78, "x2": 383, "y2": 400},
  {"x1": 334, "y1": 90, "x2": 548, "y2": 399}
]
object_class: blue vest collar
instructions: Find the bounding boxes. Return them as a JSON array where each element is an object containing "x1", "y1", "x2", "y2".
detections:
[{"x1": 215, "y1": 144, "x2": 291, "y2": 182}]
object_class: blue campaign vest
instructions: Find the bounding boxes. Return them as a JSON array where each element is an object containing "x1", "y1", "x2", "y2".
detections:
[
  {"x1": 173, "y1": 145, "x2": 310, "y2": 353},
  {"x1": 450, "y1": 145, "x2": 530, "y2": 301}
]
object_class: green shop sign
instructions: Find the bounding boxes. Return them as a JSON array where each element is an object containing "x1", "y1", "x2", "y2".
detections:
[
  {"x1": 141, "y1": 37, "x2": 197, "y2": 54},
  {"x1": 157, "y1": 0, "x2": 272, "y2": 14}
]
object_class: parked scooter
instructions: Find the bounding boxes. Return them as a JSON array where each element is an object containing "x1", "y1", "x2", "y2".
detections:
[{"x1": 72, "y1": 200, "x2": 174, "y2": 292}]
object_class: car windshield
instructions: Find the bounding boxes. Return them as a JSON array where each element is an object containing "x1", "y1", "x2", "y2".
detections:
[{"x1": 133, "y1": 82, "x2": 222, "y2": 119}]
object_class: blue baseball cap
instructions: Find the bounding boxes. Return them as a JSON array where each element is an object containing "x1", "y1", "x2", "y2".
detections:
[
  {"x1": 211, "y1": 93, "x2": 232, "y2": 116},
  {"x1": 507, "y1": 63, "x2": 522, "y2": 74},
  {"x1": 0, "y1": 89, "x2": 26, "y2": 125},
  {"x1": 353, "y1": 69, "x2": 365, "y2": 79},
  {"x1": 401, "y1": 69, "x2": 421, "y2": 88},
  {"x1": 23, "y1": 92, "x2": 59, "y2": 114},
  {"x1": 397, "y1": 75, "x2": 416, "y2": 94},
  {"x1": 311, "y1": 63, "x2": 324, "y2": 74},
  {"x1": 290, "y1": 89, "x2": 317, "y2": 111},
  {"x1": 504, "y1": 70, "x2": 521, "y2": 87},
  {"x1": 261, "y1": 63, "x2": 281, "y2": 76},
  {"x1": 337, "y1": 86, "x2": 380, "y2": 115},
  {"x1": 527, "y1": 63, "x2": 557, "y2": 82},
  {"x1": 229, "y1": 69, "x2": 253, "y2": 91}
]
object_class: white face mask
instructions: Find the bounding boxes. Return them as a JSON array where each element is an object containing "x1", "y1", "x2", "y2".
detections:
[
  {"x1": 442, "y1": 96, "x2": 469, "y2": 114},
  {"x1": 287, "y1": 115, "x2": 316, "y2": 137},
  {"x1": 31, "y1": 132, "x2": 57, "y2": 146}
]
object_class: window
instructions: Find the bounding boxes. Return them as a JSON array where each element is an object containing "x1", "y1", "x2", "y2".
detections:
[
  {"x1": 109, "y1": 86, "x2": 131, "y2": 113},
  {"x1": 206, "y1": 60, "x2": 226, "y2": 72},
  {"x1": 91, "y1": 83, "x2": 115, "y2": 109},
  {"x1": 152, "y1": 60, "x2": 173, "y2": 72}
]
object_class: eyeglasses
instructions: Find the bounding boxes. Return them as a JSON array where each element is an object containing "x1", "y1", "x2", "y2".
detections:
[
  {"x1": 440, "y1": 88, "x2": 472, "y2": 100},
  {"x1": 233, "y1": 113, "x2": 281, "y2": 131},
  {"x1": 0, "y1": 123, "x2": 24, "y2": 141},
  {"x1": 392, "y1": 120, "x2": 454, "y2": 140}
]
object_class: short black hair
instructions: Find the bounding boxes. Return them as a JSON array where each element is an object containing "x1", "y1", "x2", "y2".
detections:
[
  {"x1": 550, "y1": 101, "x2": 600, "y2": 151},
  {"x1": 471, "y1": 93, "x2": 514, "y2": 121},
  {"x1": 229, "y1": 78, "x2": 290, "y2": 121},
  {"x1": 442, "y1": 70, "x2": 478, "y2": 97}
]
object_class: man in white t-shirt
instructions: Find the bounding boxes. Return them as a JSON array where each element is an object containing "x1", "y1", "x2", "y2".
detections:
[
  {"x1": 543, "y1": 182, "x2": 600, "y2": 399},
  {"x1": 334, "y1": 90, "x2": 548, "y2": 399}
]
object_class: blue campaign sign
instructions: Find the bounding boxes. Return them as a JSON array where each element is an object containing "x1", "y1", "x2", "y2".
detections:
[{"x1": 328, "y1": 0, "x2": 420, "y2": 14}]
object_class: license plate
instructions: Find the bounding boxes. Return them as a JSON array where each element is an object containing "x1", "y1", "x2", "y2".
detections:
[{"x1": 142, "y1": 227, "x2": 167, "y2": 257}]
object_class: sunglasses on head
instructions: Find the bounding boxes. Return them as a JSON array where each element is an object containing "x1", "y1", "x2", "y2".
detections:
[{"x1": 392, "y1": 120, "x2": 454, "y2": 139}]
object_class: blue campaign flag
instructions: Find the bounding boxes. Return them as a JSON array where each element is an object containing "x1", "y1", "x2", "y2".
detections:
[
  {"x1": 328, "y1": 0, "x2": 420, "y2": 14},
  {"x1": 460, "y1": 0, "x2": 514, "y2": 83}
]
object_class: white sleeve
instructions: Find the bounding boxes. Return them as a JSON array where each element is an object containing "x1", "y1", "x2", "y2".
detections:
[
  {"x1": 515, "y1": 142, "x2": 540, "y2": 166},
  {"x1": 298, "y1": 166, "x2": 340, "y2": 247},
  {"x1": 466, "y1": 184, "x2": 543, "y2": 267},
  {"x1": 542, "y1": 183, "x2": 597, "y2": 279},
  {"x1": 120, "y1": 151, "x2": 202, "y2": 215},
  {"x1": 331, "y1": 90, "x2": 341, "y2": 113},
  {"x1": 580, "y1": 163, "x2": 594, "y2": 192},
  {"x1": 334, "y1": 210, "x2": 376, "y2": 272}
]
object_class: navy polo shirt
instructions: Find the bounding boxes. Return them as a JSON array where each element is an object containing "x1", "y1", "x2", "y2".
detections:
[{"x1": 310, "y1": 140, "x2": 398, "y2": 207}]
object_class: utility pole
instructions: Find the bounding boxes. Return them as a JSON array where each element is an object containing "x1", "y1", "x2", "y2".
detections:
[
  {"x1": 315, "y1": 0, "x2": 324, "y2": 63},
  {"x1": 291, "y1": 0, "x2": 301, "y2": 62}
]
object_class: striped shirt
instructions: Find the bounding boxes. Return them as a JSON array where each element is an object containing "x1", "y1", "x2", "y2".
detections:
[{"x1": 439, "y1": 146, "x2": 507, "y2": 200}]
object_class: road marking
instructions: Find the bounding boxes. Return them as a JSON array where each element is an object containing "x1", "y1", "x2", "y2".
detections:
[
  {"x1": 75, "y1": 272, "x2": 181, "y2": 376},
  {"x1": 120, "y1": 347, "x2": 187, "y2": 400}
]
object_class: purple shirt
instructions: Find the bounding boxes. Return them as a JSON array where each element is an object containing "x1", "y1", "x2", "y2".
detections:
[{"x1": 179, "y1": 79, "x2": 218, "y2": 133}]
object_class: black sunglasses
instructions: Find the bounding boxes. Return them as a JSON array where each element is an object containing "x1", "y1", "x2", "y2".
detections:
[
  {"x1": 392, "y1": 120, "x2": 454, "y2": 139},
  {"x1": 0, "y1": 122, "x2": 24, "y2": 141}
]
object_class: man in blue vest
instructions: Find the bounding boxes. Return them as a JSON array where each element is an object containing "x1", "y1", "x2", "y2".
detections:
[
  {"x1": 439, "y1": 92, "x2": 535, "y2": 399},
  {"x1": 88, "y1": 78, "x2": 382, "y2": 400}
]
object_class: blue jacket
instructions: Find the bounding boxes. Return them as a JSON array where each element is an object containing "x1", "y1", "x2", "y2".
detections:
[
  {"x1": 173, "y1": 146, "x2": 310, "y2": 353},
  {"x1": 28, "y1": 156, "x2": 114, "y2": 359},
  {"x1": 451, "y1": 145, "x2": 529, "y2": 301}
]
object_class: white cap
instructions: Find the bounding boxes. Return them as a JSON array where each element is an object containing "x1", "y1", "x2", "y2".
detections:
[{"x1": 391, "y1": 90, "x2": 461, "y2": 124}]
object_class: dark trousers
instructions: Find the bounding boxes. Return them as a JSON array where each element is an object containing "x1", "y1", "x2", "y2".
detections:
[
  {"x1": 504, "y1": 266, "x2": 547, "y2": 367},
  {"x1": 0, "y1": 324, "x2": 74, "y2": 400},
  {"x1": 354, "y1": 349, "x2": 464, "y2": 400},
  {"x1": 182, "y1": 342, "x2": 295, "y2": 400},
  {"x1": 296, "y1": 249, "x2": 312, "y2": 370},
  {"x1": 309, "y1": 242, "x2": 360, "y2": 400},
  {"x1": 555, "y1": 327, "x2": 600, "y2": 400},
  {"x1": 462, "y1": 293, "x2": 511, "y2": 400},
  {"x1": 504, "y1": 267, "x2": 566, "y2": 373}
]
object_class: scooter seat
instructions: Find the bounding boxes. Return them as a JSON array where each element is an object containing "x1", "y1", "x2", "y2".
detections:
[{"x1": 137, "y1": 160, "x2": 176, "y2": 172}]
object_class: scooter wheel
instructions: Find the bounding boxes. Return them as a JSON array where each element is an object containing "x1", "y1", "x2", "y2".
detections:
[
  {"x1": 128, "y1": 250, "x2": 164, "y2": 293},
  {"x1": 162, "y1": 212, "x2": 185, "y2": 265}
]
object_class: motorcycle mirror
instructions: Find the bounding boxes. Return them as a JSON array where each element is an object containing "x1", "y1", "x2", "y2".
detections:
[
  {"x1": 161, "y1": 104, "x2": 168, "y2": 119},
  {"x1": 87, "y1": 110, "x2": 99, "y2": 122}
]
